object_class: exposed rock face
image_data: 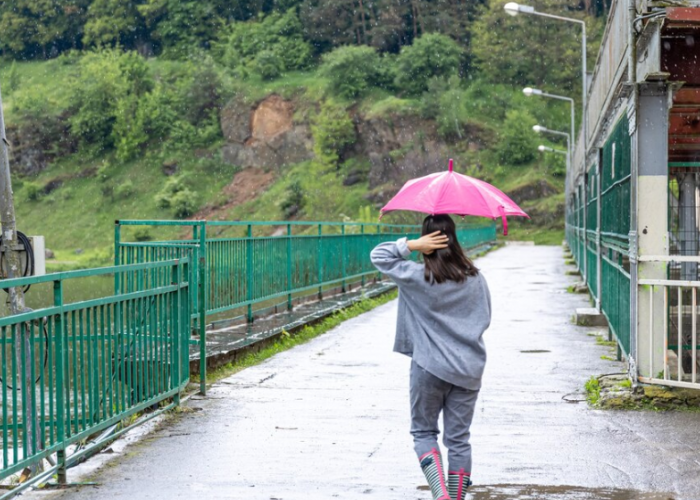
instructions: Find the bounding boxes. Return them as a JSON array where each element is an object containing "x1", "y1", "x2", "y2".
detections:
[
  {"x1": 219, "y1": 94, "x2": 488, "y2": 208},
  {"x1": 6, "y1": 114, "x2": 76, "y2": 176},
  {"x1": 221, "y1": 95, "x2": 313, "y2": 169},
  {"x1": 354, "y1": 115, "x2": 450, "y2": 191}
]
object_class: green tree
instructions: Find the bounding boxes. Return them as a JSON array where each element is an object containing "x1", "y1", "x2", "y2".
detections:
[
  {"x1": 394, "y1": 33, "x2": 463, "y2": 95},
  {"x1": 495, "y1": 109, "x2": 539, "y2": 166},
  {"x1": 69, "y1": 50, "x2": 153, "y2": 150},
  {"x1": 83, "y1": 0, "x2": 148, "y2": 49},
  {"x1": 311, "y1": 100, "x2": 356, "y2": 167},
  {"x1": 471, "y1": 0, "x2": 587, "y2": 95},
  {"x1": 0, "y1": 0, "x2": 89, "y2": 59},
  {"x1": 319, "y1": 45, "x2": 391, "y2": 99},
  {"x1": 138, "y1": 0, "x2": 222, "y2": 58},
  {"x1": 218, "y1": 10, "x2": 312, "y2": 73}
]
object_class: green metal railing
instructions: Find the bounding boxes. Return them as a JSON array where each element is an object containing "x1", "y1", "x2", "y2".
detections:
[
  {"x1": 566, "y1": 115, "x2": 631, "y2": 354},
  {"x1": 0, "y1": 259, "x2": 190, "y2": 496},
  {"x1": 115, "y1": 220, "x2": 497, "y2": 393},
  {"x1": 0, "y1": 217, "x2": 495, "y2": 496}
]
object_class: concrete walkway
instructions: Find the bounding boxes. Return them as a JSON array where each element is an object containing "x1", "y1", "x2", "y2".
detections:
[{"x1": 36, "y1": 246, "x2": 700, "y2": 500}]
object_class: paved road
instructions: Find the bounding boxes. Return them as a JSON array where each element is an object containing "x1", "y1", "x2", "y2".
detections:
[{"x1": 36, "y1": 246, "x2": 700, "y2": 499}]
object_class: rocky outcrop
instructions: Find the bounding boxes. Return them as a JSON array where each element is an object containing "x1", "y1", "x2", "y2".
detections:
[
  {"x1": 6, "y1": 113, "x2": 76, "y2": 176},
  {"x1": 219, "y1": 94, "x2": 489, "y2": 206},
  {"x1": 353, "y1": 114, "x2": 451, "y2": 191},
  {"x1": 221, "y1": 95, "x2": 314, "y2": 169}
]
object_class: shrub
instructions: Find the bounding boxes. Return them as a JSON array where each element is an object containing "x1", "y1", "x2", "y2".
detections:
[
  {"x1": 320, "y1": 45, "x2": 390, "y2": 99},
  {"x1": 154, "y1": 176, "x2": 199, "y2": 218},
  {"x1": 69, "y1": 49, "x2": 153, "y2": 150},
  {"x1": 281, "y1": 179, "x2": 305, "y2": 218},
  {"x1": 395, "y1": 33, "x2": 464, "y2": 96},
  {"x1": 134, "y1": 228, "x2": 153, "y2": 242},
  {"x1": 495, "y1": 109, "x2": 538, "y2": 166},
  {"x1": 311, "y1": 100, "x2": 356, "y2": 167},
  {"x1": 218, "y1": 10, "x2": 312, "y2": 73},
  {"x1": 171, "y1": 189, "x2": 199, "y2": 218},
  {"x1": 25, "y1": 182, "x2": 42, "y2": 201},
  {"x1": 253, "y1": 50, "x2": 283, "y2": 81},
  {"x1": 114, "y1": 180, "x2": 135, "y2": 199}
]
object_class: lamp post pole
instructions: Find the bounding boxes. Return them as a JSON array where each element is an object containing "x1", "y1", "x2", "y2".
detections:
[{"x1": 505, "y1": 3, "x2": 587, "y2": 163}]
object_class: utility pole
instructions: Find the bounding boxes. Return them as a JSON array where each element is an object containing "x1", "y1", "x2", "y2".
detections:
[{"x1": 0, "y1": 84, "x2": 39, "y2": 477}]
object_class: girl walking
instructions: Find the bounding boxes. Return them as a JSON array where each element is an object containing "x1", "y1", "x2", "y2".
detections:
[{"x1": 370, "y1": 214, "x2": 491, "y2": 500}]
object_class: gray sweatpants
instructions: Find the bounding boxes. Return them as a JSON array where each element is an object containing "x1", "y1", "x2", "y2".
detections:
[{"x1": 410, "y1": 360, "x2": 479, "y2": 473}]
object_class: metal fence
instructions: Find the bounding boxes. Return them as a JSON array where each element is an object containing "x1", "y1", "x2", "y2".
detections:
[
  {"x1": 567, "y1": 115, "x2": 632, "y2": 355},
  {"x1": 0, "y1": 218, "x2": 495, "y2": 495},
  {"x1": 115, "y1": 220, "x2": 497, "y2": 393},
  {"x1": 0, "y1": 259, "x2": 191, "y2": 496}
]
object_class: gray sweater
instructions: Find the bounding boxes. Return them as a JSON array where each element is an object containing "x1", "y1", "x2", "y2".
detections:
[{"x1": 370, "y1": 238, "x2": 491, "y2": 390}]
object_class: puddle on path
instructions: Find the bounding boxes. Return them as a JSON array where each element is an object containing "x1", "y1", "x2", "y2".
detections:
[{"x1": 464, "y1": 485, "x2": 674, "y2": 500}]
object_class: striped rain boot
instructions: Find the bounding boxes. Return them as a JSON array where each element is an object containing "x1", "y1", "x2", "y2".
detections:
[
  {"x1": 418, "y1": 448, "x2": 450, "y2": 500},
  {"x1": 447, "y1": 469, "x2": 472, "y2": 500}
]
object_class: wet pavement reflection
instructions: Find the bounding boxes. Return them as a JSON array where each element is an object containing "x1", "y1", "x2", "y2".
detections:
[{"x1": 465, "y1": 485, "x2": 674, "y2": 500}]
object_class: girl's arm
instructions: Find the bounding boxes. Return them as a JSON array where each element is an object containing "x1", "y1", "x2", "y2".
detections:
[
  {"x1": 370, "y1": 238, "x2": 416, "y2": 286},
  {"x1": 370, "y1": 232, "x2": 448, "y2": 285}
]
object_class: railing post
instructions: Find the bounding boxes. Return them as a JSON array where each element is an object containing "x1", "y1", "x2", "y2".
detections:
[
  {"x1": 317, "y1": 224, "x2": 323, "y2": 300},
  {"x1": 361, "y1": 224, "x2": 366, "y2": 288},
  {"x1": 247, "y1": 224, "x2": 254, "y2": 323},
  {"x1": 341, "y1": 225, "x2": 346, "y2": 293},
  {"x1": 172, "y1": 260, "x2": 181, "y2": 406},
  {"x1": 54, "y1": 279, "x2": 67, "y2": 484},
  {"x1": 198, "y1": 222, "x2": 207, "y2": 395},
  {"x1": 114, "y1": 221, "x2": 121, "y2": 295},
  {"x1": 287, "y1": 224, "x2": 293, "y2": 311}
]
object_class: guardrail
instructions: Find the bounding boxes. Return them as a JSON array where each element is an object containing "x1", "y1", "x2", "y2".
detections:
[
  {"x1": 0, "y1": 218, "x2": 496, "y2": 496},
  {"x1": 638, "y1": 256, "x2": 700, "y2": 390},
  {"x1": 0, "y1": 259, "x2": 191, "y2": 497},
  {"x1": 115, "y1": 220, "x2": 497, "y2": 394}
]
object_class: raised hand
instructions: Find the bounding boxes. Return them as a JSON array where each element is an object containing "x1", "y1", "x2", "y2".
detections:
[{"x1": 407, "y1": 231, "x2": 450, "y2": 255}]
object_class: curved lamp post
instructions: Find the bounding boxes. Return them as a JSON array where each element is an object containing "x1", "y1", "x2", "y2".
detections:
[
  {"x1": 505, "y1": 2, "x2": 587, "y2": 162},
  {"x1": 533, "y1": 124, "x2": 570, "y2": 175},
  {"x1": 538, "y1": 145, "x2": 567, "y2": 155},
  {"x1": 523, "y1": 87, "x2": 575, "y2": 151}
]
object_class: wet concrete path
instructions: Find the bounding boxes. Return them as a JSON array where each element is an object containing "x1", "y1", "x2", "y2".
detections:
[{"x1": 38, "y1": 246, "x2": 700, "y2": 499}]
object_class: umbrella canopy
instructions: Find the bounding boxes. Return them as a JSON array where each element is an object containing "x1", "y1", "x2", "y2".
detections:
[{"x1": 380, "y1": 159, "x2": 529, "y2": 235}]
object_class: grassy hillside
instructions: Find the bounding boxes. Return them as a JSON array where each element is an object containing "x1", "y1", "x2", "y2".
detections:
[{"x1": 2, "y1": 55, "x2": 566, "y2": 271}]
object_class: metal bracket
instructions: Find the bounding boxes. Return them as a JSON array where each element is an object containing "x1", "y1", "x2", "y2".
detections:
[{"x1": 629, "y1": 231, "x2": 639, "y2": 264}]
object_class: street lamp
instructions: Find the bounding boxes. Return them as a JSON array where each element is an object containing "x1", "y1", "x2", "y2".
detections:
[
  {"x1": 504, "y1": 3, "x2": 587, "y2": 165},
  {"x1": 533, "y1": 124, "x2": 570, "y2": 174},
  {"x1": 538, "y1": 145, "x2": 566, "y2": 155},
  {"x1": 523, "y1": 87, "x2": 575, "y2": 148}
]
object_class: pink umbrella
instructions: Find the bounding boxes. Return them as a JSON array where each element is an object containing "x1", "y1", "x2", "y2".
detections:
[{"x1": 379, "y1": 159, "x2": 529, "y2": 235}]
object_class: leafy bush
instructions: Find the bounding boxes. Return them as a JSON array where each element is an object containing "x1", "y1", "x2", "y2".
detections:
[
  {"x1": 311, "y1": 100, "x2": 356, "y2": 167},
  {"x1": 319, "y1": 45, "x2": 391, "y2": 99},
  {"x1": 114, "y1": 180, "x2": 136, "y2": 199},
  {"x1": 495, "y1": 109, "x2": 538, "y2": 166},
  {"x1": 171, "y1": 189, "x2": 199, "y2": 218},
  {"x1": 69, "y1": 49, "x2": 153, "y2": 151},
  {"x1": 218, "y1": 10, "x2": 312, "y2": 73},
  {"x1": 134, "y1": 228, "x2": 153, "y2": 242},
  {"x1": 254, "y1": 50, "x2": 283, "y2": 81},
  {"x1": 395, "y1": 33, "x2": 464, "y2": 96},
  {"x1": 154, "y1": 176, "x2": 200, "y2": 218},
  {"x1": 281, "y1": 178, "x2": 305, "y2": 217},
  {"x1": 25, "y1": 182, "x2": 42, "y2": 201}
]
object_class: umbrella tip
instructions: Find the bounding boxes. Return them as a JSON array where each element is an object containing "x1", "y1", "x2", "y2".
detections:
[{"x1": 448, "y1": 158, "x2": 454, "y2": 172}]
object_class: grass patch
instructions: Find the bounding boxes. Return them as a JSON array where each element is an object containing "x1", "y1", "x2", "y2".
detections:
[
  {"x1": 584, "y1": 376, "x2": 601, "y2": 405},
  {"x1": 600, "y1": 355, "x2": 616, "y2": 361},
  {"x1": 595, "y1": 336, "x2": 617, "y2": 347},
  {"x1": 199, "y1": 289, "x2": 398, "y2": 385}
]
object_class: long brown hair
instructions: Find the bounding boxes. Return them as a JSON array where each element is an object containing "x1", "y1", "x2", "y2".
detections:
[{"x1": 422, "y1": 214, "x2": 479, "y2": 284}]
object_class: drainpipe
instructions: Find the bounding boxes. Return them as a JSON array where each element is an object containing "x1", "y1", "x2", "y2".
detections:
[{"x1": 628, "y1": 0, "x2": 639, "y2": 385}]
